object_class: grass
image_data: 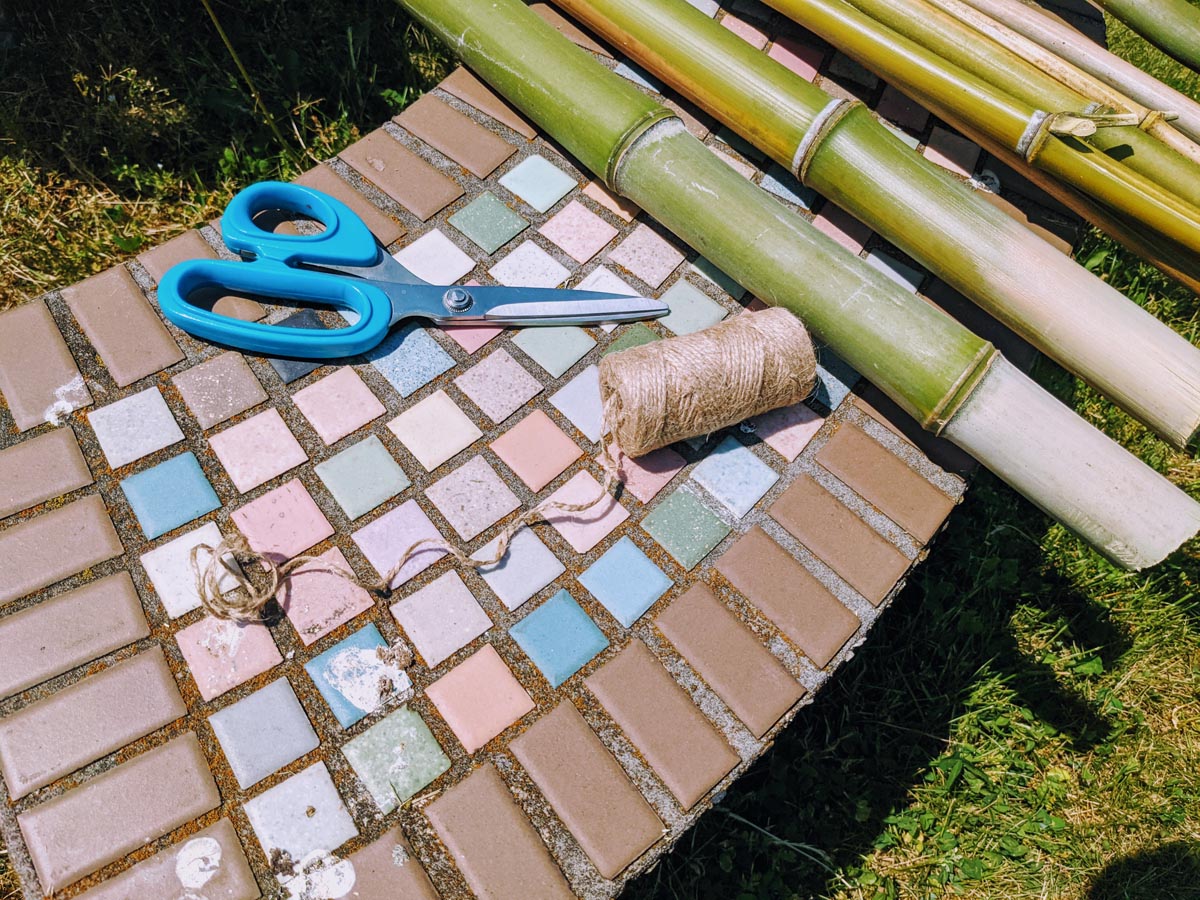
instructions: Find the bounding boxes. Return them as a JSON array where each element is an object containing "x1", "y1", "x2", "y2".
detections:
[{"x1": 2, "y1": 3, "x2": 1199, "y2": 900}]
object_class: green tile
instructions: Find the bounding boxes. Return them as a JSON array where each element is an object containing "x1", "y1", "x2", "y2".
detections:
[
  {"x1": 512, "y1": 326, "x2": 596, "y2": 377},
  {"x1": 641, "y1": 489, "x2": 731, "y2": 570},
  {"x1": 690, "y1": 256, "x2": 747, "y2": 300},
  {"x1": 659, "y1": 280, "x2": 728, "y2": 336},
  {"x1": 315, "y1": 435, "x2": 409, "y2": 520},
  {"x1": 448, "y1": 192, "x2": 529, "y2": 254},
  {"x1": 341, "y1": 707, "x2": 450, "y2": 813},
  {"x1": 604, "y1": 322, "x2": 661, "y2": 356}
]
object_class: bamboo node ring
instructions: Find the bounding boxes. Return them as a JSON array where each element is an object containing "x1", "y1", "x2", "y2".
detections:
[{"x1": 791, "y1": 97, "x2": 860, "y2": 184}]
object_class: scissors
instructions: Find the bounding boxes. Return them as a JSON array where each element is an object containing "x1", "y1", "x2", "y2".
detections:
[{"x1": 158, "y1": 181, "x2": 668, "y2": 359}]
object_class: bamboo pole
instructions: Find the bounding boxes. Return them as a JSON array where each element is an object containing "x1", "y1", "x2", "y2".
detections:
[
  {"x1": 1092, "y1": 0, "x2": 1200, "y2": 74},
  {"x1": 395, "y1": 0, "x2": 1200, "y2": 567},
  {"x1": 550, "y1": 0, "x2": 1200, "y2": 448}
]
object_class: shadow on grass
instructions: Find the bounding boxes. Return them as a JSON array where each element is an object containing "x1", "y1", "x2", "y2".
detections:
[{"x1": 1087, "y1": 843, "x2": 1200, "y2": 900}]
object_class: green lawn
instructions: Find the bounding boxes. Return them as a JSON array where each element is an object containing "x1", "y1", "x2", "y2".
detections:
[{"x1": 2, "y1": 4, "x2": 1199, "y2": 899}]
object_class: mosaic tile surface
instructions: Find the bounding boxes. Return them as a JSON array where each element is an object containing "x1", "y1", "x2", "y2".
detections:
[{"x1": 0, "y1": 1, "x2": 1093, "y2": 895}]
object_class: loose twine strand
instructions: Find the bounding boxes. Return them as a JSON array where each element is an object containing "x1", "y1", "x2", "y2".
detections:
[{"x1": 191, "y1": 308, "x2": 815, "y2": 622}]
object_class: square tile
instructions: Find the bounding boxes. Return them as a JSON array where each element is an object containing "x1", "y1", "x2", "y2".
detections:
[
  {"x1": 387, "y1": 390, "x2": 482, "y2": 472},
  {"x1": 574, "y1": 267, "x2": 639, "y2": 333},
  {"x1": 490, "y1": 409, "x2": 582, "y2": 491},
  {"x1": 812, "y1": 204, "x2": 872, "y2": 255},
  {"x1": 141, "y1": 522, "x2": 242, "y2": 618},
  {"x1": 425, "y1": 644, "x2": 534, "y2": 752},
  {"x1": 366, "y1": 323, "x2": 456, "y2": 399},
  {"x1": 426, "y1": 456, "x2": 520, "y2": 541},
  {"x1": 266, "y1": 309, "x2": 326, "y2": 383},
  {"x1": 448, "y1": 192, "x2": 529, "y2": 254},
  {"x1": 876, "y1": 84, "x2": 930, "y2": 134},
  {"x1": 88, "y1": 387, "x2": 183, "y2": 468},
  {"x1": 315, "y1": 435, "x2": 410, "y2": 520},
  {"x1": 208, "y1": 408, "x2": 307, "y2": 493},
  {"x1": 720, "y1": 12, "x2": 769, "y2": 48},
  {"x1": 488, "y1": 241, "x2": 571, "y2": 288},
  {"x1": 659, "y1": 280, "x2": 728, "y2": 335},
  {"x1": 442, "y1": 321, "x2": 504, "y2": 354},
  {"x1": 176, "y1": 616, "x2": 282, "y2": 701},
  {"x1": 710, "y1": 145, "x2": 758, "y2": 180},
  {"x1": 478, "y1": 528, "x2": 565, "y2": 610},
  {"x1": 394, "y1": 228, "x2": 476, "y2": 283},
  {"x1": 454, "y1": 348, "x2": 543, "y2": 424},
  {"x1": 642, "y1": 489, "x2": 731, "y2": 570},
  {"x1": 768, "y1": 34, "x2": 825, "y2": 81},
  {"x1": 543, "y1": 470, "x2": 630, "y2": 553},
  {"x1": 304, "y1": 623, "x2": 411, "y2": 728},
  {"x1": 608, "y1": 443, "x2": 686, "y2": 503},
  {"x1": 539, "y1": 200, "x2": 619, "y2": 263},
  {"x1": 280, "y1": 547, "x2": 373, "y2": 646},
  {"x1": 391, "y1": 571, "x2": 491, "y2": 668},
  {"x1": 549, "y1": 365, "x2": 603, "y2": 442},
  {"x1": 510, "y1": 589, "x2": 608, "y2": 687},
  {"x1": 607, "y1": 224, "x2": 685, "y2": 289},
  {"x1": 691, "y1": 435, "x2": 780, "y2": 518},
  {"x1": 690, "y1": 256, "x2": 747, "y2": 300},
  {"x1": 292, "y1": 367, "x2": 385, "y2": 445},
  {"x1": 231, "y1": 479, "x2": 334, "y2": 563},
  {"x1": 352, "y1": 499, "x2": 447, "y2": 589},
  {"x1": 121, "y1": 452, "x2": 220, "y2": 540},
  {"x1": 511, "y1": 326, "x2": 596, "y2": 378},
  {"x1": 172, "y1": 351, "x2": 267, "y2": 430},
  {"x1": 865, "y1": 251, "x2": 925, "y2": 292},
  {"x1": 499, "y1": 154, "x2": 577, "y2": 212},
  {"x1": 243, "y1": 763, "x2": 358, "y2": 864},
  {"x1": 754, "y1": 402, "x2": 824, "y2": 461},
  {"x1": 760, "y1": 164, "x2": 819, "y2": 210},
  {"x1": 582, "y1": 181, "x2": 639, "y2": 222},
  {"x1": 604, "y1": 322, "x2": 661, "y2": 355},
  {"x1": 209, "y1": 678, "x2": 319, "y2": 789},
  {"x1": 924, "y1": 126, "x2": 981, "y2": 177},
  {"x1": 578, "y1": 536, "x2": 672, "y2": 627},
  {"x1": 614, "y1": 59, "x2": 665, "y2": 92},
  {"x1": 814, "y1": 350, "x2": 861, "y2": 410},
  {"x1": 342, "y1": 708, "x2": 450, "y2": 813}
]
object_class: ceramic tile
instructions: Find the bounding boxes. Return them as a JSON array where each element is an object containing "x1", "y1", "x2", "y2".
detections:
[
  {"x1": 342, "y1": 707, "x2": 450, "y2": 813},
  {"x1": 813, "y1": 350, "x2": 861, "y2": 410},
  {"x1": 0, "y1": 429, "x2": 92, "y2": 520},
  {"x1": 812, "y1": 204, "x2": 872, "y2": 255},
  {"x1": 87, "y1": 386, "x2": 184, "y2": 469},
  {"x1": 659, "y1": 279, "x2": 728, "y2": 335},
  {"x1": 924, "y1": 126, "x2": 982, "y2": 177},
  {"x1": 574, "y1": 267, "x2": 639, "y2": 332},
  {"x1": 425, "y1": 644, "x2": 534, "y2": 752},
  {"x1": 478, "y1": 528, "x2": 565, "y2": 610},
  {"x1": 0, "y1": 302, "x2": 91, "y2": 431},
  {"x1": 490, "y1": 409, "x2": 582, "y2": 491},
  {"x1": 140, "y1": 521, "x2": 242, "y2": 618},
  {"x1": 172, "y1": 351, "x2": 267, "y2": 430},
  {"x1": 426, "y1": 455, "x2": 520, "y2": 540},
  {"x1": 448, "y1": 192, "x2": 529, "y2": 254},
  {"x1": 121, "y1": 452, "x2": 220, "y2": 540},
  {"x1": 710, "y1": 145, "x2": 758, "y2": 179},
  {"x1": 243, "y1": 762, "x2": 358, "y2": 865},
  {"x1": 539, "y1": 199, "x2": 619, "y2": 263},
  {"x1": 754, "y1": 401, "x2": 824, "y2": 461},
  {"x1": 689, "y1": 256, "x2": 747, "y2": 299},
  {"x1": 366, "y1": 322, "x2": 456, "y2": 398},
  {"x1": 683, "y1": 0, "x2": 720, "y2": 14},
  {"x1": 690, "y1": 435, "x2": 779, "y2": 518},
  {"x1": 338, "y1": 827, "x2": 441, "y2": 900},
  {"x1": 865, "y1": 251, "x2": 925, "y2": 292},
  {"x1": 549, "y1": 365, "x2": 604, "y2": 442},
  {"x1": 305, "y1": 624, "x2": 410, "y2": 729},
  {"x1": 209, "y1": 678, "x2": 319, "y2": 789},
  {"x1": 489, "y1": 240, "x2": 571, "y2": 288},
  {"x1": 137, "y1": 228, "x2": 217, "y2": 282},
  {"x1": 578, "y1": 536, "x2": 672, "y2": 627},
  {"x1": 395, "y1": 93, "x2": 516, "y2": 178},
  {"x1": 231, "y1": 479, "x2": 333, "y2": 563},
  {"x1": 280, "y1": 547, "x2": 373, "y2": 646},
  {"x1": 267, "y1": 309, "x2": 325, "y2": 384},
  {"x1": 582, "y1": 181, "x2": 640, "y2": 221},
  {"x1": 614, "y1": 59, "x2": 665, "y2": 92},
  {"x1": 510, "y1": 589, "x2": 608, "y2": 687},
  {"x1": 295, "y1": 163, "x2": 407, "y2": 247},
  {"x1": 512, "y1": 326, "x2": 596, "y2": 378},
  {"x1": 720, "y1": 13, "x2": 769, "y2": 48},
  {"x1": 176, "y1": 616, "x2": 283, "y2": 701},
  {"x1": 387, "y1": 389, "x2": 482, "y2": 471},
  {"x1": 498, "y1": 154, "x2": 577, "y2": 213},
  {"x1": 607, "y1": 224, "x2": 685, "y2": 289},
  {"x1": 209, "y1": 408, "x2": 307, "y2": 493},
  {"x1": 641, "y1": 489, "x2": 731, "y2": 570},
  {"x1": 340, "y1": 127, "x2": 463, "y2": 220},
  {"x1": 454, "y1": 348, "x2": 543, "y2": 424},
  {"x1": 828, "y1": 52, "x2": 879, "y2": 88},
  {"x1": 608, "y1": 443, "x2": 686, "y2": 503},
  {"x1": 315, "y1": 435, "x2": 410, "y2": 520},
  {"x1": 292, "y1": 367, "x2": 385, "y2": 444},
  {"x1": 441, "y1": 66, "x2": 537, "y2": 139},
  {"x1": 352, "y1": 499, "x2": 446, "y2": 589},
  {"x1": 883, "y1": 121, "x2": 921, "y2": 149},
  {"x1": 543, "y1": 470, "x2": 630, "y2": 553},
  {"x1": 394, "y1": 228, "x2": 476, "y2": 284},
  {"x1": 760, "y1": 163, "x2": 819, "y2": 209},
  {"x1": 604, "y1": 322, "x2": 661, "y2": 355},
  {"x1": 391, "y1": 571, "x2": 492, "y2": 668},
  {"x1": 875, "y1": 84, "x2": 930, "y2": 133},
  {"x1": 442, "y1": 320, "x2": 504, "y2": 353}
]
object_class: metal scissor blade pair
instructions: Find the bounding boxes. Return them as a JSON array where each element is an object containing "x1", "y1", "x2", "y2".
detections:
[{"x1": 481, "y1": 292, "x2": 669, "y2": 325}]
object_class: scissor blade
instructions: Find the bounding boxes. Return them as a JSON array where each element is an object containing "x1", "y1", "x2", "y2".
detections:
[{"x1": 480, "y1": 291, "x2": 668, "y2": 326}]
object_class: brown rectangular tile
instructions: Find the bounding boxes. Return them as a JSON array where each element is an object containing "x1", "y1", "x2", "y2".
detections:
[
  {"x1": 61, "y1": 266, "x2": 184, "y2": 387},
  {"x1": 395, "y1": 94, "x2": 516, "y2": 178},
  {"x1": 0, "y1": 428, "x2": 92, "y2": 520},
  {"x1": 296, "y1": 164, "x2": 408, "y2": 247},
  {"x1": 137, "y1": 229, "x2": 218, "y2": 282},
  {"x1": 817, "y1": 424, "x2": 956, "y2": 542},
  {"x1": 441, "y1": 66, "x2": 537, "y2": 140},
  {"x1": 340, "y1": 128, "x2": 464, "y2": 221},
  {"x1": 75, "y1": 818, "x2": 259, "y2": 900},
  {"x1": 511, "y1": 701, "x2": 664, "y2": 879},
  {"x1": 769, "y1": 476, "x2": 911, "y2": 606},
  {"x1": 0, "y1": 495, "x2": 124, "y2": 607},
  {"x1": 171, "y1": 351, "x2": 267, "y2": 430},
  {"x1": 0, "y1": 646, "x2": 185, "y2": 799},
  {"x1": 584, "y1": 639, "x2": 738, "y2": 810},
  {"x1": 656, "y1": 583, "x2": 805, "y2": 738},
  {"x1": 0, "y1": 572, "x2": 148, "y2": 701},
  {"x1": 426, "y1": 762, "x2": 575, "y2": 900},
  {"x1": 850, "y1": 385, "x2": 976, "y2": 477},
  {"x1": 342, "y1": 826, "x2": 439, "y2": 900},
  {"x1": 715, "y1": 526, "x2": 859, "y2": 669},
  {"x1": 0, "y1": 301, "x2": 91, "y2": 432},
  {"x1": 17, "y1": 733, "x2": 220, "y2": 894}
]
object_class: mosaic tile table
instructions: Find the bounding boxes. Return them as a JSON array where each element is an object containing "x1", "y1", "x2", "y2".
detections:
[{"x1": 0, "y1": 1, "x2": 1100, "y2": 897}]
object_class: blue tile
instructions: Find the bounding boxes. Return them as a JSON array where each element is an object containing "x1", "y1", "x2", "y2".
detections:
[
  {"x1": 761, "y1": 164, "x2": 818, "y2": 210},
  {"x1": 691, "y1": 435, "x2": 780, "y2": 518},
  {"x1": 509, "y1": 589, "x2": 608, "y2": 687},
  {"x1": 865, "y1": 251, "x2": 925, "y2": 293},
  {"x1": 813, "y1": 349, "x2": 861, "y2": 411},
  {"x1": 690, "y1": 256, "x2": 747, "y2": 300},
  {"x1": 577, "y1": 537, "x2": 671, "y2": 627},
  {"x1": 366, "y1": 322, "x2": 455, "y2": 398},
  {"x1": 121, "y1": 452, "x2": 220, "y2": 539},
  {"x1": 268, "y1": 309, "x2": 326, "y2": 383},
  {"x1": 208, "y1": 678, "x2": 319, "y2": 789},
  {"x1": 304, "y1": 623, "x2": 405, "y2": 728},
  {"x1": 614, "y1": 60, "x2": 666, "y2": 93},
  {"x1": 498, "y1": 155, "x2": 577, "y2": 213}
]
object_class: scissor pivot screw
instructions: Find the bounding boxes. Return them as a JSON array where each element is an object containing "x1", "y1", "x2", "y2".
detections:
[{"x1": 443, "y1": 288, "x2": 474, "y2": 312}]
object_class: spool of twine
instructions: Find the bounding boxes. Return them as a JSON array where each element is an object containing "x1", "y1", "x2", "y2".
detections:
[{"x1": 192, "y1": 308, "x2": 816, "y2": 622}]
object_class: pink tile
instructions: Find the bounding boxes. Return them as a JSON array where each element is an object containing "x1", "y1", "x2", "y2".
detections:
[
  {"x1": 582, "y1": 182, "x2": 639, "y2": 222},
  {"x1": 539, "y1": 200, "x2": 619, "y2": 264},
  {"x1": 231, "y1": 479, "x2": 334, "y2": 563},
  {"x1": 543, "y1": 470, "x2": 630, "y2": 553},
  {"x1": 176, "y1": 616, "x2": 282, "y2": 701},
  {"x1": 425, "y1": 644, "x2": 534, "y2": 752},
  {"x1": 292, "y1": 367, "x2": 385, "y2": 445},
  {"x1": 442, "y1": 323, "x2": 504, "y2": 353},
  {"x1": 352, "y1": 499, "x2": 447, "y2": 589},
  {"x1": 454, "y1": 348, "x2": 543, "y2": 424},
  {"x1": 280, "y1": 547, "x2": 373, "y2": 645},
  {"x1": 768, "y1": 35, "x2": 825, "y2": 81},
  {"x1": 492, "y1": 410, "x2": 582, "y2": 492},
  {"x1": 606, "y1": 443, "x2": 685, "y2": 503},
  {"x1": 720, "y1": 13, "x2": 769, "y2": 49},
  {"x1": 813, "y1": 204, "x2": 872, "y2": 255},
  {"x1": 607, "y1": 224, "x2": 685, "y2": 289},
  {"x1": 923, "y1": 126, "x2": 981, "y2": 177},
  {"x1": 426, "y1": 456, "x2": 520, "y2": 541},
  {"x1": 208, "y1": 408, "x2": 307, "y2": 493},
  {"x1": 756, "y1": 402, "x2": 825, "y2": 462}
]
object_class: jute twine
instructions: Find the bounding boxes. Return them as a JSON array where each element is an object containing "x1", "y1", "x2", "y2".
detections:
[{"x1": 192, "y1": 308, "x2": 815, "y2": 622}]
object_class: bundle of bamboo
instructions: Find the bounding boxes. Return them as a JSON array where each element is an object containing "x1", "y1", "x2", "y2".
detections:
[{"x1": 395, "y1": 0, "x2": 1200, "y2": 569}]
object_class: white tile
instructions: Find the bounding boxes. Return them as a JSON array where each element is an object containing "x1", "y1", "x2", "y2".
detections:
[
  {"x1": 549, "y1": 365, "x2": 604, "y2": 443},
  {"x1": 488, "y1": 241, "x2": 571, "y2": 288},
  {"x1": 393, "y1": 229, "x2": 475, "y2": 284},
  {"x1": 387, "y1": 390, "x2": 482, "y2": 472},
  {"x1": 390, "y1": 571, "x2": 491, "y2": 667},
  {"x1": 478, "y1": 528, "x2": 565, "y2": 610},
  {"x1": 575, "y1": 266, "x2": 639, "y2": 332},
  {"x1": 88, "y1": 386, "x2": 183, "y2": 468},
  {"x1": 141, "y1": 522, "x2": 243, "y2": 618},
  {"x1": 209, "y1": 678, "x2": 319, "y2": 789},
  {"x1": 243, "y1": 762, "x2": 358, "y2": 864}
]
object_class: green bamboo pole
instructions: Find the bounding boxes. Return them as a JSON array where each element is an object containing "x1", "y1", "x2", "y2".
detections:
[
  {"x1": 1093, "y1": 0, "x2": 1200, "y2": 74},
  {"x1": 395, "y1": 0, "x2": 1200, "y2": 567},
  {"x1": 550, "y1": 0, "x2": 1200, "y2": 448}
]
